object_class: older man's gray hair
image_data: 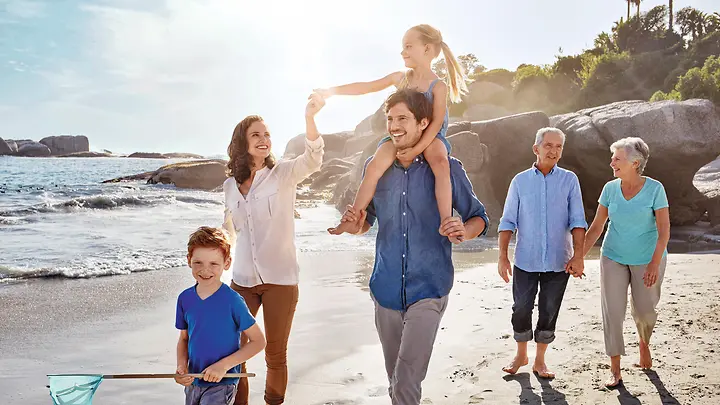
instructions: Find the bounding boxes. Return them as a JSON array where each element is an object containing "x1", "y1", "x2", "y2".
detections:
[
  {"x1": 610, "y1": 137, "x2": 650, "y2": 174},
  {"x1": 534, "y1": 127, "x2": 566, "y2": 146}
]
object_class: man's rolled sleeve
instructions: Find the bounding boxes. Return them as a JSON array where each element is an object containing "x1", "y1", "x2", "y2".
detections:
[
  {"x1": 568, "y1": 174, "x2": 588, "y2": 230},
  {"x1": 498, "y1": 177, "x2": 519, "y2": 233},
  {"x1": 450, "y1": 160, "x2": 489, "y2": 236}
]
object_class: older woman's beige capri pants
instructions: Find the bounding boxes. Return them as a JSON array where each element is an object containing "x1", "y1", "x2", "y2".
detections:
[{"x1": 600, "y1": 255, "x2": 667, "y2": 357}]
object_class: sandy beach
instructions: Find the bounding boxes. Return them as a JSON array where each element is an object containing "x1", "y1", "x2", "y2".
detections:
[{"x1": 1, "y1": 248, "x2": 719, "y2": 405}]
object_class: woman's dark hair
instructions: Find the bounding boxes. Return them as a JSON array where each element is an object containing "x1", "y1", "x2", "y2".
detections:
[{"x1": 226, "y1": 115, "x2": 276, "y2": 184}]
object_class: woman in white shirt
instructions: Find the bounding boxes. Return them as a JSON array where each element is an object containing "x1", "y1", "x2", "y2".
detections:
[{"x1": 222, "y1": 94, "x2": 325, "y2": 405}]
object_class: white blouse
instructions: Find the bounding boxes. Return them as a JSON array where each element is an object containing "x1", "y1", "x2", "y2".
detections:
[{"x1": 222, "y1": 136, "x2": 324, "y2": 287}]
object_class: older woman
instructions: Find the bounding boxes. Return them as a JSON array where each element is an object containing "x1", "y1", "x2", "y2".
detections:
[
  {"x1": 222, "y1": 94, "x2": 325, "y2": 405},
  {"x1": 583, "y1": 137, "x2": 670, "y2": 388}
]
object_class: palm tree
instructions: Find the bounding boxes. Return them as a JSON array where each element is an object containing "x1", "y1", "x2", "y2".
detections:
[
  {"x1": 669, "y1": 0, "x2": 673, "y2": 31},
  {"x1": 625, "y1": 0, "x2": 631, "y2": 21},
  {"x1": 633, "y1": 0, "x2": 642, "y2": 18}
]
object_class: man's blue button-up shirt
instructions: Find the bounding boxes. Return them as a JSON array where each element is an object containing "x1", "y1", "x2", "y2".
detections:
[
  {"x1": 498, "y1": 165, "x2": 587, "y2": 273},
  {"x1": 365, "y1": 155, "x2": 490, "y2": 311}
]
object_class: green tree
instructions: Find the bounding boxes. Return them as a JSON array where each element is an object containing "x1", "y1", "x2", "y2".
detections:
[
  {"x1": 471, "y1": 68, "x2": 516, "y2": 87},
  {"x1": 432, "y1": 53, "x2": 485, "y2": 78},
  {"x1": 675, "y1": 55, "x2": 720, "y2": 103},
  {"x1": 675, "y1": 7, "x2": 715, "y2": 41},
  {"x1": 669, "y1": 0, "x2": 673, "y2": 31}
]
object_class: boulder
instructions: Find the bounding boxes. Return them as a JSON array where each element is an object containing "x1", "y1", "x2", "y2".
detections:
[
  {"x1": 58, "y1": 151, "x2": 114, "y2": 158},
  {"x1": 354, "y1": 105, "x2": 387, "y2": 136},
  {"x1": 343, "y1": 132, "x2": 379, "y2": 157},
  {"x1": 16, "y1": 141, "x2": 51, "y2": 157},
  {"x1": 552, "y1": 99, "x2": 720, "y2": 226},
  {"x1": 147, "y1": 160, "x2": 228, "y2": 190},
  {"x1": 128, "y1": 152, "x2": 168, "y2": 159},
  {"x1": 463, "y1": 104, "x2": 512, "y2": 122},
  {"x1": 694, "y1": 155, "x2": 720, "y2": 226},
  {"x1": 163, "y1": 153, "x2": 204, "y2": 159},
  {"x1": 0, "y1": 138, "x2": 12, "y2": 155},
  {"x1": 5, "y1": 139, "x2": 18, "y2": 153},
  {"x1": 282, "y1": 132, "x2": 353, "y2": 161},
  {"x1": 308, "y1": 157, "x2": 357, "y2": 190},
  {"x1": 39, "y1": 135, "x2": 89, "y2": 155}
]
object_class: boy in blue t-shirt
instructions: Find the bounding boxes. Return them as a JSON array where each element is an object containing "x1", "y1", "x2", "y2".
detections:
[{"x1": 174, "y1": 226, "x2": 266, "y2": 405}]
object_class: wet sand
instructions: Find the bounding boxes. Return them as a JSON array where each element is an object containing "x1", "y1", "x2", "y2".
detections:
[{"x1": 1, "y1": 251, "x2": 719, "y2": 404}]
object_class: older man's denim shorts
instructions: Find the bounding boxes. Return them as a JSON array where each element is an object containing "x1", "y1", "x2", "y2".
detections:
[{"x1": 184, "y1": 383, "x2": 236, "y2": 405}]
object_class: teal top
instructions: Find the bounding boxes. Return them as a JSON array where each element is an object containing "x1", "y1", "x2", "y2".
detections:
[{"x1": 599, "y1": 177, "x2": 669, "y2": 265}]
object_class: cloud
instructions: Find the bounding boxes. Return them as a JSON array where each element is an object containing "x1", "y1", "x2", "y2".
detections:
[{"x1": 2, "y1": 0, "x2": 46, "y2": 19}]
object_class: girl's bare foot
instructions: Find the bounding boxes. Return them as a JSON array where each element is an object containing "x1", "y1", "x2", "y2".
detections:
[{"x1": 502, "y1": 356, "x2": 529, "y2": 375}]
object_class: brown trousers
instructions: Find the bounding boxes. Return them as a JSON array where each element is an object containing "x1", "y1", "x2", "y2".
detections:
[{"x1": 230, "y1": 281, "x2": 299, "y2": 405}]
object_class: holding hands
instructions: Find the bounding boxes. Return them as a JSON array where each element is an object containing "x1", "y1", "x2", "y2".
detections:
[
  {"x1": 565, "y1": 255, "x2": 585, "y2": 279},
  {"x1": 306, "y1": 92, "x2": 326, "y2": 118}
]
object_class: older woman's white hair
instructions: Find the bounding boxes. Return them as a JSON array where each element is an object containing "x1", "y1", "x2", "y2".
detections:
[
  {"x1": 610, "y1": 137, "x2": 650, "y2": 174},
  {"x1": 534, "y1": 127, "x2": 566, "y2": 146}
]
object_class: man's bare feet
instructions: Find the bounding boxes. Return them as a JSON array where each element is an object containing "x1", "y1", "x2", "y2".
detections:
[
  {"x1": 635, "y1": 339, "x2": 652, "y2": 369},
  {"x1": 327, "y1": 221, "x2": 355, "y2": 235},
  {"x1": 604, "y1": 371, "x2": 623, "y2": 388},
  {"x1": 532, "y1": 362, "x2": 556, "y2": 379},
  {"x1": 502, "y1": 356, "x2": 529, "y2": 375}
]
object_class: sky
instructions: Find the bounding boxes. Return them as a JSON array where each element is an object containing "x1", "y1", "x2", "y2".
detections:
[{"x1": 0, "y1": 0, "x2": 716, "y2": 156}]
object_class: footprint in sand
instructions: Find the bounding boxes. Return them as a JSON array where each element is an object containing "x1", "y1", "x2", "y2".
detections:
[
  {"x1": 314, "y1": 400, "x2": 360, "y2": 405},
  {"x1": 341, "y1": 373, "x2": 365, "y2": 384},
  {"x1": 468, "y1": 394, "x2": 484, "y2": 403},
  {"x1": 367, "y1": 386, "x2": 387, "y2": 397}
]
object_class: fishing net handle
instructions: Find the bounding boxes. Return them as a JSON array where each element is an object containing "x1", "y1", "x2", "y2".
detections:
[{"x1": 48, "y1": 373, "x2": 255, "y2": 379}]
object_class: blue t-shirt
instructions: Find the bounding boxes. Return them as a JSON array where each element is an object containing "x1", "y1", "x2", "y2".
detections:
[
  {"x1": 175, "y1": 283, "x2": 256, "y2": 387},
  {"x1": 599, "y1": 177, "x2": 669, "y2": 265}
]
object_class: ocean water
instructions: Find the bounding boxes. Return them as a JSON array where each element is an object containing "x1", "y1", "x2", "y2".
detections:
[{"x1": 0, "y1": 156, "x2": 493, "y2": 283}]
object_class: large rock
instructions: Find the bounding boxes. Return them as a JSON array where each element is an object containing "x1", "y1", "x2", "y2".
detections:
[
  {"x1": 308, "y1": 157, "x2": 357, "y2": 190},
  {"x1": 39, "y1": 135, "x2": 89, "y2": 156},
  {"x1": 127, "y1": 152, "x2": 204, "y2": 159},
  {"x1": 147, "y1": 160, "x2": 228, "y2": 190},
  {"x1": 694, "y1": 155, "x2": 720, "y2": 226},
  {"x1": 343, "y1": 132, "x2": 379, "y2": 157},
  {"x1": 58, "y1": 151, "x2": 114, "y2": 158},
  {"x1": 5, "y1": 139, "x2": 18, "y2": 153},
  {"x1": 282, "y1": 132, "x2": 353, "y2": 161},
  {"x1": 552, "y1": 99, "x2": 720, "y2": 226},
  {"x1": 449, "y1": 112, "x2": 551, "y2": 207},
  {"x1": 354, "y1": 105, "x2": 387, "y2": 136},
  {"x1": 463, "y1": 104, "x2": 512, "y2": 121},
  {"x1": 16, "y1": 141, "x2": 51, "y2": 157},
  {"x1": 0, "y1": 138, "x2": 12, "y2": 155}
]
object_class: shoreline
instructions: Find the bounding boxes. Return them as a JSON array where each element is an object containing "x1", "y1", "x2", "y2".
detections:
[{"x1": 1, "y1": 252, "x2": 718, "y2": 404}]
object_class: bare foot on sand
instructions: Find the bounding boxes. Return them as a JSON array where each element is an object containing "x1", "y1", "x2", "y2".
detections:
[
  {"x1": 604, "y1": 371, "x2": 623, "y2": 388},
  {"x1": 502, "y1": 356, "x2": 528, "y2": 375},
  {"x1": 634, "y1": 339, "x2": 652, "y2": 369},
  {"x1": 532, "y1": 362, "x2": 556, "y2": 379},
  {"x1": 327, "y1": 220, "x2": 355, "y2": 236}
]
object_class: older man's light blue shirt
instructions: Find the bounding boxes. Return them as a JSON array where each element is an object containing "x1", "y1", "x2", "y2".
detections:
[{"x1": 498, "y1": 165, "x2": 587, "y2": 272}]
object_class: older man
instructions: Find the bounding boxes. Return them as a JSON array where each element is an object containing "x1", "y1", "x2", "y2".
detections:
[
  {"x1": 338, "y1": 88, "x2": 489, "y2": 405},
  {"x1": 498, "y1": 127, "x2": 587, "y2": 379}
]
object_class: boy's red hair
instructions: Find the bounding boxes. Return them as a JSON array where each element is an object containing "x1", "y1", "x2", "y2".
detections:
[{"x1": 187, "y1": 226, "x2": 232, "y2": 261}]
